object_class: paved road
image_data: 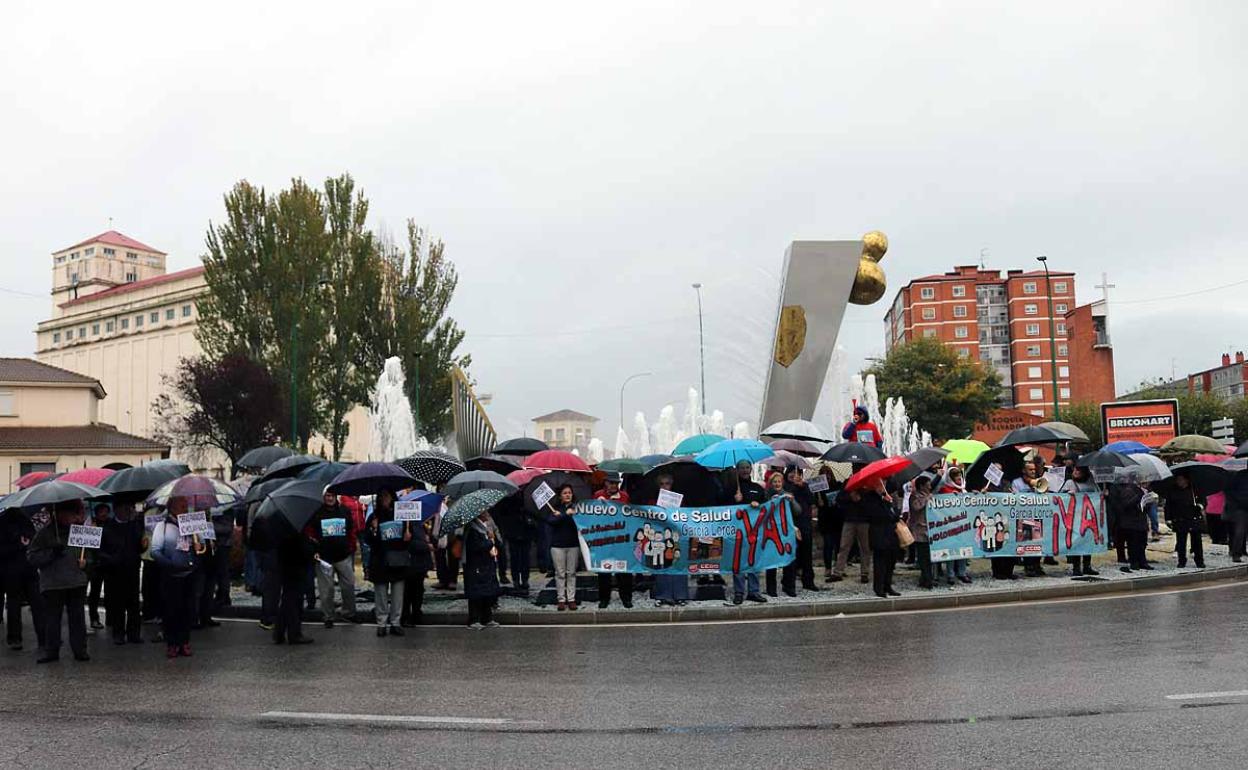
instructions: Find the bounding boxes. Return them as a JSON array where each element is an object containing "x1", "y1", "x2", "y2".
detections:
[{"x1": 2, "y1": 581, "x2": 1247, "y2": 769}]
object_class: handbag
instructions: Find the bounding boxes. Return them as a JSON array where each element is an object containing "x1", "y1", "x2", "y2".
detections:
[
  {"x1": 383, "y1": 549, "x2": 412, "y2": 569},
  {"x1": 895, "y1": 520, "x2": 916, "y2": 548}
]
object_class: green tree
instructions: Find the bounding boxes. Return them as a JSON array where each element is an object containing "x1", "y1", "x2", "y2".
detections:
[
  {"x1": 866, "y1": 338, "x2": 1002, "y2": 442},
  {"x1": 1061, "y1": 401, "x2": 1104, "y2": 447}
]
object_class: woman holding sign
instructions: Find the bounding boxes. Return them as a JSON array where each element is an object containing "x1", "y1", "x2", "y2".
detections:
[
  {"x1": 547, "y1": 484, "x2": 581, "y2": 611},
  {"x1": 364, "y1": 489, "x2": 411, "y2": 636},
  {"x1": 150, "y1": 498, "x2": 200, "y2": 659},
  {"x1": 27, "y1": 501, "x2": 93, "y2": 663}
]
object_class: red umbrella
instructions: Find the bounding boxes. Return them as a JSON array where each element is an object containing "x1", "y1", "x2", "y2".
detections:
[
  {"x1": 14, "y1": 471, "x2": 53, "y2": 490},
  {"x1": 844, "y1": 456, "x2": 912, "y2": 493},
  {"x1": 506, "y1": 468, "x2": 546, "y2": 488},
  {"x1": 523, "y1": 449, "x2": 591, "y2": 473},
  {"x1": 57, "y1": 468, "x2": 115, "y2": 487}
]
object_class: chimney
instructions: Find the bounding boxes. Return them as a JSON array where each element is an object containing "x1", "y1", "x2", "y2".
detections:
[
  {"x1": 1223, "y1": 353, "x2": 1232, "y2": 367},
  {"x1": 1237, "y1": 351, "x2": 1245, "y2": 364}
]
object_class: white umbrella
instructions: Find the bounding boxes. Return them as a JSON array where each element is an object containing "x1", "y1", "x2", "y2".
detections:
[
  {"x1": 759, "y1": 419, "x2": 832, "y2": 443},
  {"x1": 1131, "y1": 453, "x2": 1172, "y2": 483}
]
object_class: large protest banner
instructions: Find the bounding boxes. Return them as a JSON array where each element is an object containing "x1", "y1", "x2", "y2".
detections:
[
  {"x1": 572, "y1": 497, "x2": 797, "y2": 575},
  {"x1": 926, "y1": 491, "x2": 1106, "y2": 562}
]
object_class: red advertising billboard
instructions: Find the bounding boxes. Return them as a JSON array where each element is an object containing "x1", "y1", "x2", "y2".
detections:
[{"x1": 1101, "y1": 399, "x2": 1180, "y2": 448}]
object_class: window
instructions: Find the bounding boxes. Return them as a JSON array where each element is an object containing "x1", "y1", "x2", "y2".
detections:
[
  {"x1": 65, "y1": 329, "x2": 73, "y2": 340},
  {"x1": 1055, "y1": 303, "x2": 1068, "y2": 314},
  {"x1": 121, "y1": 318, "x2": 129, "y2": 330},
  {"x1": 53, "y1": 332, "x2": 61, "y2": 343},
  {"x1": 71, "y1": 251, "x2": 79, "y2": 259},
  {"x1": 1023, "y1": 281, "x2": 1037, "y2": 294},
  {"x1": 556, "y1": 428, "x2": 566, "y2": 441},
  {"x1": 70, "y1": 272, "x2": 78, "y2": 284},
  {"x1": 55, "y1": 256, "x2": 66, "y2": 264},
  {"x1": 105, "y1": 321, "x2": 114, "y2": 333},
  {"x1": 165, "y1": 308, "x2": 175, "y2": 321},
  {"x1": 84, "y1": 247, "x2": 95, "y2": 256},
  {"x1": 0, "y1": 391, "x2": 15, "y2": 416},
  {"x1": 181, "y1": 304, "x2": 192, "y2": 317},
  {"x1": 91, "y1": 323, "x2": 100, "y2": 335},
  {"x1": 957, "y1": 348, "x2": 970, "y2": 358},
  {"x1": 125, "y1": 272, "x2": 136, "y2": 282},
  {"x1": 921, "y1": 307, "x2": 936, "y2": 320},
  {"x1": 1059, "y1": 366, "x2": 1070, "y2": 378},
  {"x1": 1058, "y1": 344, "x2": 1068, "y2": 357},
  {"x1": 1024, "y1": 304, "x2": 1038, "y2": 315},
  {"x1": 920, "y1": 287, "x2": 935, "y2": 299},
  {"x1": 103, "y1": 247, "x2": 115, "y2": 256},
  {"x1": 1031, "y1": 410, "x2": 1044, "y2": 417},
  {"x1": 952, "y1": 285, "x2": 966, "y2": 297},
  {"x1": 1056, "y1": 322, "x2": 1066, "y2": 335},
  {"x1": 1027, "y1": 366, "x2": 1042, "y2": 379},
  {"x1": 79, "y1": 326, "x2": 86, "y2": 338},
  {"x1": 1060, "y1": 387, "x2": 1071, "y2": 399},
  {"x1": 135, "y1": 314, "x2": 144, "y2": 327},
  {"x1": 953, "y1": 305, "x2": 967, "y2": 318},
  {"x1": 922, "y1": 329, "x2": 937, "y2": 338},
  {"x1": 1026, "y1": 345, "x2": 1041, "y2": 357},
  {"x1": 1029, "y1": 388, "x2": 1043, "y2": 400},
  {"x1": 150, "y1": 312, "x2": 159, "y2": 324},
  {"x1": 1026, "y1": 323, "x2": 1040, "y2": 336},
  {"x1": 954, "y1": 326, "x2": 968, "y2": 339},
  {"x1": 126, "y1": 251, "x2": 138, "y2": 260},
  {"x1": 543, "y1": 429, "x2": 553, "y2": 441},
  {"x1": 1054, "y1": 281, "x2": 1068, "y2": 294}
]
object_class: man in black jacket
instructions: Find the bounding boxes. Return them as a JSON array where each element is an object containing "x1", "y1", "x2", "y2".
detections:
[
  {"x1": 780, "y1": 468, "x2": 820, "y2": 596},
  {"x1": 305, "y1": 492, "x2": 357, "y2": 628},
  {"x1": 727, "y1": 460, "x2": 768, "y2": 604},
  {"x1": 0, "y1": 508, "x2": 45, "y2": 651},
  {"x1": 99, "y1": 505, "x2": 145, "y2": 644},
  {"x1": 273, "y1": 530, "x2": 315, "y2": 645}
]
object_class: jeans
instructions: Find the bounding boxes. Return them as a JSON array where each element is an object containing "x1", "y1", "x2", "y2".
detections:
[
  {"x1": 550, "y1": 547, "x2": 579, "y2": 603},
  {"x1": 244, "y1": 548, "x2": 263, "y2": 590},
  {"x1": 732, "y1": 572, "x2": 760, "y2": 600},
  {"x1": 1174, "y1": 529, "x2": 1203, "y2": 567},
  {"x1": 316, "y1": 556, "x2": 356, "y2": 621},
  {"x1": 871, "y1": 549, "x2": 897, "y2": 596},
  {"x1": 834, "y1": 523, "x2": 872, "y2": 579},
  {"x1": 3, "y1": 570, "x2": 44, "y2": 647},
  {"x1": 373, "y1": 581, "x2": 404, "y2": 627},
  {"x1": 945, "y1": 559, "x2": 969, "y2": 583},
  {"x1": 161, "y1": 575, "x2": 196, "y2": 647},
  {"x1": 1144, "y1": 502, "x2": 1160, "y2": 535},
  {"x1": 42, "y1": 586, "x2": 87, "y2": 658},
  {"x1": 507, "y1": 539, "x2": 531, "y2": 586},
  {"x1": 652, "y1": 574, "x2": 688, "y2": 603}
]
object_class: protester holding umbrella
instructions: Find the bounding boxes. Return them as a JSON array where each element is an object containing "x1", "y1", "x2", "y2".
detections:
[
  {"x1": 843, "y1": 480, "x2": 898, "y2": 598},
  {"x1": 364, "y1": 489, "x2": 411, "y2": 636},
  {"x1": 27, "y1": 500, "x2": 93, "y2": 663},
  {"x1": 463, "y1": 509, "x2": 502, "y2": 629},
  {"x1": 1059, "y1": 466, "x2": 1101, "y2": 577},
  {"x1": 399, "y1": 492, "x2": 438, "y2": 627},
  {"x1": 829, "y1": 470, "x2": 874, "y2": 586},
  {"x1": 0, "y1": 506, "x2": 44, "y2": 651},
  {"x1": 781, "y1": 467, "x2": 819, "y2": 596},
  {"x1": 1108, "y1": 477, "x2": 1152, "y2": 572},
  {"x1": 815, "y1": 466, "x2": 844, "y2": 582},
  {"x1": 305, "y1": 492, "x2": 357, "y2": 629},
  {"x1": 594, "y1": 474, "x2": 633, "y2": 609},
  {"x1": 149, "y1": 497, "x2": 200, "y2": 659},
  {"x1": 1163, "y1": 475, "x2": 1206, "y2": 569},
  {"x1": 99, "y1": 502, "x2": 145, "y2": 644}
]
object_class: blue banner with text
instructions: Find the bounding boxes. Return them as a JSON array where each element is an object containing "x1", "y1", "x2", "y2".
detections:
[{"x1": 926, "y1": 491, "x2": 1106, "y2": 562}]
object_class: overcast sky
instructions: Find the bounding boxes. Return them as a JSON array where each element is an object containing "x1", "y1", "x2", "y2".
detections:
[{"x1": 2, "y1": 1, "x2": 1245, "y2": 441}]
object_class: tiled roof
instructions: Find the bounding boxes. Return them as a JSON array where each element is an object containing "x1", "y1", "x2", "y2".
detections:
[
  {"x1": 59, "y1": 266, "x2": 205, "y2": 308},
  {"x1": 0, "y1": 359, "x2": 104, "y2": 395},
  {"x1": 533, "y1": 409, "x2": 599, "y2": 423},
  {"x1": 58, "y1": 230, "x2": 165, "y2": 255},
  {"x1": 0, "y1": 425, "x2": 168, "y2": 453}
]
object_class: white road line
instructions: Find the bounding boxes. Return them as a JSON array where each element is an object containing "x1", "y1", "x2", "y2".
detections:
[
  {"x1": 260, "y1": 711, "x2": 537, "y2": 726},
  {"x1": 1165, "y1": 690, "x2": 1248, "y2": 701}
]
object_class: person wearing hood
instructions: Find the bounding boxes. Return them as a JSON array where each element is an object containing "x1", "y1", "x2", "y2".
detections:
[
  {"x1": 780, "y1": 467, "x2": 819, "y2": 596},
  {"x1": 937, "y1": 467, "x2": 972, "y2": 585},
  {"x1": 1060, "y1": 466, "x2": 1100, "y2": 577},
  {"x1": 1163, "y1": 475, "x2": 1206, "y2": 569},
  {"x1": 841, "y1": 406, "x2": 883, "y2": 448},
  {"x1": 1108, "y1": 477, "x2": 1152, "y2": 572},
  {"x1": 463, "y1": 510, "x2": 502, "y2": 629}
]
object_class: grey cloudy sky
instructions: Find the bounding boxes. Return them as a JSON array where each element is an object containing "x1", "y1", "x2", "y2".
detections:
[{"x1": 2, "y1": 1, "x2": 1245, "y2": 442}]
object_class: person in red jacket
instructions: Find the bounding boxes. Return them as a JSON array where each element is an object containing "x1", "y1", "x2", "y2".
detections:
[
  {"x1": 841, "y1": 406, "x2": 883, "y2": 448},
  {"x1": 594, "y1": 474, "x2": 633, "y2": 609}
]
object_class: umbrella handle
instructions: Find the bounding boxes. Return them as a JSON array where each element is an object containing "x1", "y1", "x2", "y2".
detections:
[
  {"x1": 193, "y1": 534, "x2": 207, "y2": 555},
  {"x1": 78, "y1": 547, "x2": 86, "y2": 569}
]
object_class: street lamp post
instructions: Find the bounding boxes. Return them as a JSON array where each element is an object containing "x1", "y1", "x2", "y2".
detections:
[
  {"x1": 691, "y1": 283, "x2": 706, "y2": 416},
  {"x1": 1036, "y1": 256, "x2": 1060, "y2": 420},
  {"x1": 619, "y1": 372, "x2": 653, "y2": 438}
]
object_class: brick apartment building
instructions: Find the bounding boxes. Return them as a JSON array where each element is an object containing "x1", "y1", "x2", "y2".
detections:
[
  {"x1": 884, "y1": 265, "x2": 1115, "y2": 417},
  {"x1": 1188, "y1": 352, "x2": 1248, "y2": 401}
]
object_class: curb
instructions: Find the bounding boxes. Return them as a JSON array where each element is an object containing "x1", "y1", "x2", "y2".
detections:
[{"x1": 218, "y1": 564, "x2": 1248, "y2": 626}]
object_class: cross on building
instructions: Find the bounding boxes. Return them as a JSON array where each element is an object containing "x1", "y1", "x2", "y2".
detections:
[{"x1": 1095, "y1": 272, "x2": 1116, "y2": 305}]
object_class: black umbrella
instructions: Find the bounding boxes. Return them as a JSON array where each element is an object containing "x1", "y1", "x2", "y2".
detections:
[
  {"x1": 494, "y1": 437, "x2": 549, "y2": 457},
  {"x1": 894, "y1": 446, "x2": 952, "y2": 486},
  {"x1": 635, "y1": 458, "x2": 721, "y2": 507},
  {"x1": 965, "y1": 446, "x2": 1027, "y2": 490},
  {"x1": 243, "y1": 477, "x2": 296, "y2": 506},
  {"x1": 1152, "y1": 462, "x2": 1232, "y2": 497},
  {"x1": 465, "y1": 454, "x2": 523, "y2": 475},
  {"x1": 1076, "y1": 450, "x2": 1138, "y2": 470},
  {"x1": 326, "y1": 462, "x2": 416, "y2": 497},
  {"x1": 821, "y1": 442, "x2": 887, "y2": 465},
  {"x1": 443, "y1": 470, "x2": 518, "y2": 499},
  {"x1": 994, "y1": 425, "x2": 1074, "y2": 448},
  {"x1": 98, "y1": 463, "x2": 187, "y2": 503},
  {"x1": 523, "y1": 471, "x2": 591, "y2": 516},
  {"x1": 396, "y1": 451, "x2": 466, "y2": 486},
  {"x1": 0, "y1": 480, "x2": 109, "y2": 514},
  {"x1": 296, "y1": 462, "x2": 351, "y2": 487},
  {"x1": 237, "y1": 445, "x2": 295, "y2": 472},
  {"x1": 258, "y1": 454, "x2": 324, "y2": 483},
  {"x1": 1235, "y1": 440, "x2": 1248, "y2": 459},
  {"x1": 254, "y1": 479, "x2": 325, "y2": 540}
]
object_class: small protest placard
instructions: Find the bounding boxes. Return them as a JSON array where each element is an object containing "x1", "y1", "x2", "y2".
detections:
[
  {"x1": 531, "y1": 481, "x2": 555, "y2": 510},
  {"x1": 656, "y1": 489, "x2": 684, "y2": 509},
  {"x1": 394, "y1": 500, "x2": 423, "y2": 522},
  {"x1": 320, "y1": 517, "x2": 347, "y2": 537},
  {"x1": 379, "y1": 520, "x2": 404, "y2": 541},
  {"x1": 807, "y1": 476, "x2": 831, "y2": 494},
  {"x1": 1091, "y1": 467, "x2": 1116, "y2": 484},
  {"x1": 144, "y1": 513, "x2": 165, "y2": 530},
  {"x1": 68, "y1": 524, "x2": 103, "y2": 549},
  {"x1": 984, "y1": 463, "x2": 1004, "y2": 488},
  {"x1": 1043, "y1": 469, "x2": 1067, "y2": 493},
  {"x1": 177, "y1": 511, "x2": 212, "y2": 537}
]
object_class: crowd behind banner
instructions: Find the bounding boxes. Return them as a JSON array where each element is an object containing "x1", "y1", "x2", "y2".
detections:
[{"x1": 2, "y1": 444, "x2": 1245, "y2": 664}]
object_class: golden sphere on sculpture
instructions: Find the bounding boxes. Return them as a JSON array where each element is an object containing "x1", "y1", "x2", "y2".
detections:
[
  {"x1": 862, "y1": 230, "x2": 888, "y2": 262},
  {"x1": 849, "y1": 259, "x2": 887, "y2": 305}
]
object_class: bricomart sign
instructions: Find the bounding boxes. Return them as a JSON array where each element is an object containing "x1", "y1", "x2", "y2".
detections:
[{"x1": 1100, "y1": 399, "x2": 1180, "y2": 448}]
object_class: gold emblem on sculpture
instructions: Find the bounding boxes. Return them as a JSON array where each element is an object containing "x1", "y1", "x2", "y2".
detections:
[
  {"x1": 774, "y1": 305, "x2": 807, "y2": 368},
  {"x1": 849, "y1": 230, "x2": 888, "y2": 305}
]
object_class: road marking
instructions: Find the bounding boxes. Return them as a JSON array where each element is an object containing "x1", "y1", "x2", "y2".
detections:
[
  {"x1": 260, "y1": 711, "x2": 538, "y2": 726},
  {"x1": 1165, "y1": 690, "x2": 1248, "y2": 701}
]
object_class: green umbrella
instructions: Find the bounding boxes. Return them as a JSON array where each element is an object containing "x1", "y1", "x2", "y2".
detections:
[
  {"x1": 1161, "y1": 434, "x2": 1230, "y2": 455},
  {"x1": 439, "y1": 488, "x2": 508, "y2": 536},
  {"x1": 598, "y1": 457, "x2": 650, "y2": 475},
  {"x1": 672, "y1": 434, "x2": 726, "y2": 456},
  {"x1": 942, "y1": 439, "x2": 990, "y2": 465}
]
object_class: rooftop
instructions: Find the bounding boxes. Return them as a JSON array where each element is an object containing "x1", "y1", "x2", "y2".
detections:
[
  {"x1": 0, "y1": 425, "x2": 168, "y2": 454},
  {"x1": 57, "y1": 230, "x2": 166, "y2": 256},
  {"x1": 59, "y1": 265, "x2": 206, "y2": 309},
  {"x1": 0, "y1": 358, "x2": 105, "y2": 397},
  {"x1": 533, "y1": 409, "x2": 599, "y2": 423}
]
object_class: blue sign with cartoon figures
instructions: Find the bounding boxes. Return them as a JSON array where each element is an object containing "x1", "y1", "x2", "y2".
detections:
[
  {"x1": 926, "y1": 491, "x2": 1106, "y2": 562},
  {"x1": 572, "y1": 497, "x2": 797, "y2": 575}
]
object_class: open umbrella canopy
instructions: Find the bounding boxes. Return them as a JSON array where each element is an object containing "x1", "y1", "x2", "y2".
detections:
[
  {"x1": 397, "y1": 489, "x2": 445, "y2": 521},
  {"x1": 493, "y1": 437, "x2": 549, "y2": 457},
  {"x1": 146, "y1": 475, "x2": 239, "y2": 511},
  {"x1": 639, "y1": 453, "x2": 675, "y2": 467},
  {"x1": 1077, "y1": 450, "x2": 1138, "y2": 470},
  {"x1": 1153, "y1": 461, "x2": 1232, "y2": 496},
  {"x1": 763, "y1": 437, "x2": 822, "y2": 457},
  {"x1": 505, "y1": 468, "x2": 546, "y2": 489},
  {"x1": 465, "y1": 454, "x2": 523, "y2": 475},
  {"x1": 671, "y1": 434, "x2": 726, "y2": 456},
  {"x1": 253, "y1": 479, "x2": 325, "y2": 539},
  {"x1": 814, "y1": 461, "x2": 855, "y2": 483},
  {"x1": 995, "y1": 425, "x2": 1074, "y2": 448},
  {"x1": 761, "y1": 450, "x2": 812, "y2": 471},
  {"x1": 965, "y1": 446, "x2": 1027, "y2": 490},
  {"x1": 296, "y1": 461, "x2": 351, "y2": 487},
  {"x1": 1039, "y1": 421, "x2": 1091, "y2": 443},
  {"x1": 56, "y1": 468, "x2": 115, "y2": 487},
  {"x1": 759, "y1": 419, "x2": 832, "y2": 443},
  {"x1": 243, "y1": 477, "x2": 295, "y2": 506},
  {"x1": 258, "y1": 454, "x2": 324, "y2": 483},
  {"x1": 695, "y1": 438, "x2": 774, "y2": 470},
  {"x1": 597, "y1": 457, "x2": 650, "y2": 475},
  {"x1": 443, "y1": 470, "x2": 518, "y2": 499},
  {"x1": 13, "y1": 470, "x2": 53, "y2": 490},
  {"x1": 98, "y1": 463, "x2": 188, "y2": 503},
  {"x1": 440, "y1": 488, "x2": 509, "y2": 535},
  {"x1": 396, "y1": 451, "x2": 466, "y2": 486},
  {"x1": 1236, "y1": 440, "x2": 1248, "y2": 459},
  {"x1": 1102, "y1": 440, "x2": 1153, "y2": 455},
  {"x1": 635, "y1": 458, "x2": 720, "y2": 506},
  {"x1": 0, "y1": 480, "x2": 109, "y2": 514},
  {"x1": 524, "y1": 449, "x2": 591, "y2": 473},
  {"x1": 1130, "y1": 453, "x2": 1172, "y2": 483},
  {"x1": 845, "y1": 456, "x2": 913, "y2": 492},
  {"x1": 820, "y1": 442, "x2": 887, "y2": 465},
  {"x1": 522, "y1": 471, "x2": 592, "y2": 515},
  {"x1": 941, "y1": 439, "x2": 990, "y2": 465},
  {"x1": 1161, "y1": 435, "x2": 1230, "y2": 455},
  {"x1": 237, "y1": 445, "x2": 295, "y2": 472},
  {"x1": 1219, "y1": 457, "x2": 1248, "y2": 472},
  {"x1": 894, "y1": 446, "x2": 952, "y2": 486},
  {"x1": 327, "y1": 462, "x2": 416, "y2": 497}
]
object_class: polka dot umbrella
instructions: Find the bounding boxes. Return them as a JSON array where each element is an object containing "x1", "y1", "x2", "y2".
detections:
[{"x1": 396, "y1": 451, "x2": 467, "y2": 486}]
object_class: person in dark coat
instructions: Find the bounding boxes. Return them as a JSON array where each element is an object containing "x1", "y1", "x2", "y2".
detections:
[
  {"x1": 27, "y1": 501, "x2": 93, "y2": 663},
  {"x1": 492, "y1": 493, "x2": 533, "y2": 593},
  {"x1": 1109, "y1": 479, "x2": 1152, "y2": 572},
  {"x1": 814, "y1": 469, "x2": 843, "y2": 582},
  {"x1": 1060, "y1": 466, "x2": 1101, "y2": 577},
  {"x1": 86, "y1": 503, "x2": 112, "y2": 630},
  {"x1": 0, "y1": 507, "x2": 45, "y2": 652},
  {"x1": 726, "y1": 460, "x2": 767, "y2": 604},
  {"x1": 852, "y1": 480, "x2": 900, "y2": 598},
  {"x1": 905, "y1": 475, "x2": 934, "y2": 589},
  {"x1": 780, "y1": 467, "x2": 819, "y2": 596},
  {"x1": 400, "y1": 508, "x2": 435, "y2": 627},
  {"x1": 1164, "y1": 475, "x2": 1206, "y2": 569},
  {"x1": 463, "y1": 511, "x2": 502, "y2": 628},
  {"x1": 1225, "y1": 473, "x2": 1248, "y2": 563},
  {"x1": 594, "y1": 475, "x2": 634, "y2": 608},
  {"x1": 150, "y1": 498, "x2": 200, "y2": 659},
  {"x1": 305, "y1": 492, "x2": 358, "y2": 628},
  {"x1": 364, "y1": 489, "x2": 410, "y2": 636},
  {"x1": 99, "y1": 504, "x2": 145, "y2": 644},
  {"x1": 272, "y1": 528, "x2": 314, "y2": 645}
]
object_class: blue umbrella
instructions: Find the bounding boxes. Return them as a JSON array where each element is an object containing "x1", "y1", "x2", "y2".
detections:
[
  {"x1": 673, "y1": 434, "x2": 727, "y2": 456},
  {"x1": 694, "y1": 438, "x2": 775, "y2": 470},
  {"x1": 326, "y1": 462, "x2": 416, "y2": 497},
  {"x1": 1102, "y1": 440, "x2": 1152, "y2": 455}
]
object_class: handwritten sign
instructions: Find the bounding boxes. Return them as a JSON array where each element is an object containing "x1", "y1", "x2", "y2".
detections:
[
  {"x1": 144, "y1": 513, "x2": 165, "y2": 530},
  {"x1": 379, "y1": 520, "x2": 404, "y2": 541},
  {"x1": 394, "y1": 500, "x2": 423, "y2": 522},
  {"x1": 1092, "y1": 467, "x2": 1116, "y2": 484},
  {"x1": 984, "y1": 463, "x2": 1004, "y2": 488},
  {"x1": 177, "y1": 511, "x2": 212, "y2": 537},
  {"x1": 656, "y1": 489, "x2": 684, "y2": 509},
  {"x1": 68, "y1": 524, "x2": 103, "y2": 549},
  {"x1": 1044, "y1": 469, "x2": 1068, "y2": 492},
  {"x1": 531, "y1": 481, "x2": 555, "y2": 510},
  {"x1": 320, "y1": 518, "x2": 347, "y2": 537},
  {"x1": 807, "y1": 476, "x2": 831, "y2": 494}
]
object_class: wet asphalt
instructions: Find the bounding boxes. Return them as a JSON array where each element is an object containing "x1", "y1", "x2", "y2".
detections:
[{"x1": 2, "y1": 581, "x2": 1247, "y2": 769}]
